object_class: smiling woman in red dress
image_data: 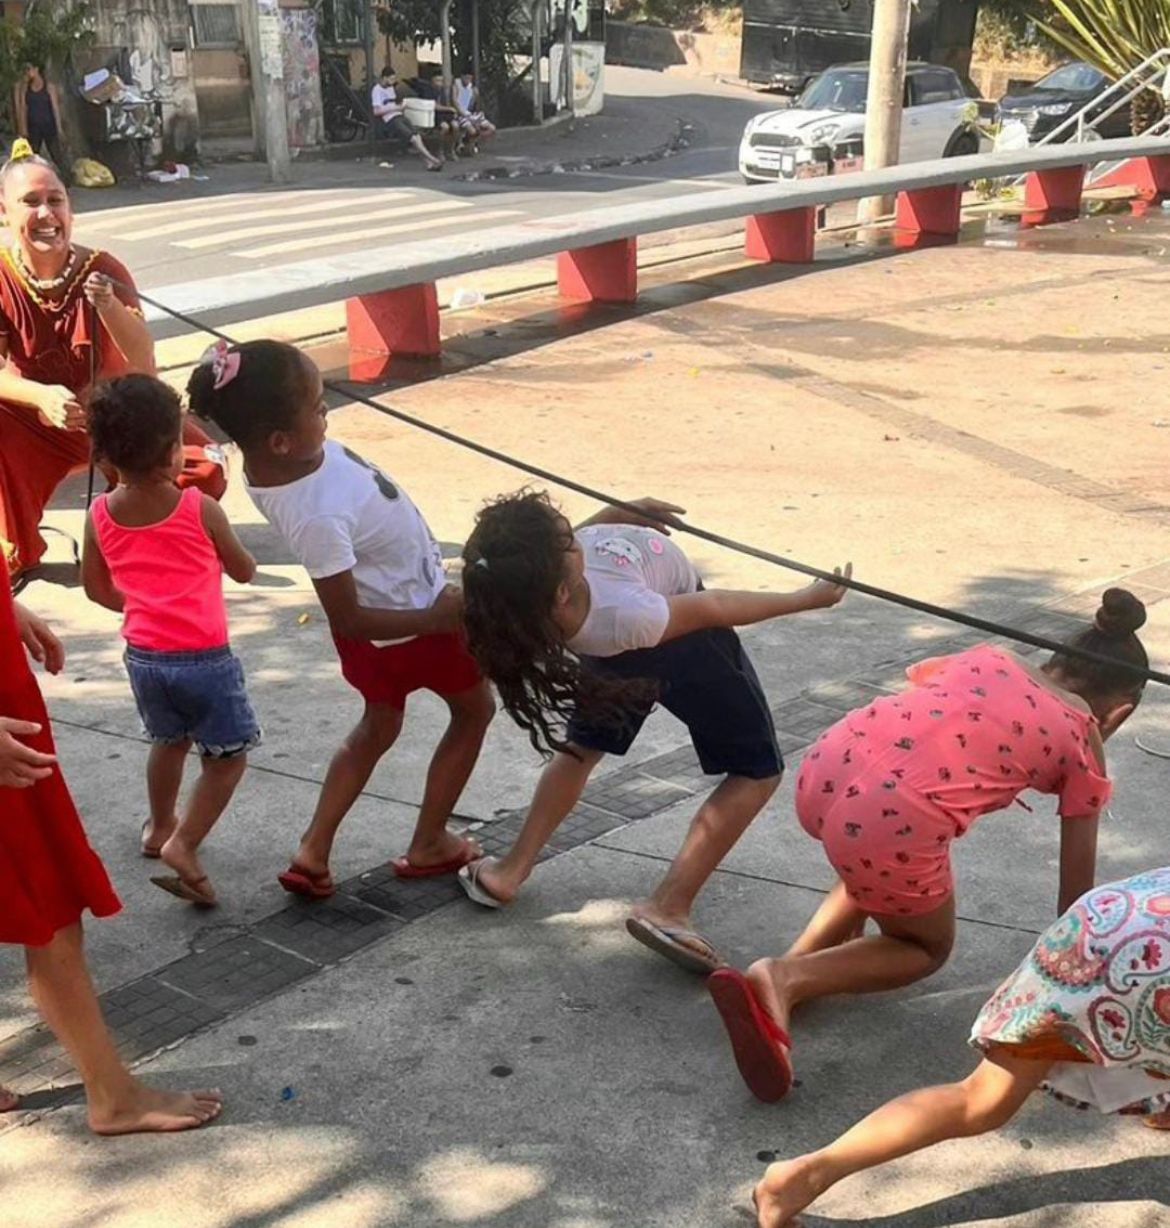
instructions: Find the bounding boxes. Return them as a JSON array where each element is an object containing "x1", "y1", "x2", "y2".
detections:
[
  {"x1": 0, "y1": 570, "x2": 224, "y2": 1132},
  {"x1": 0, "y1": 141, "x2": 215, "y2": 580}
]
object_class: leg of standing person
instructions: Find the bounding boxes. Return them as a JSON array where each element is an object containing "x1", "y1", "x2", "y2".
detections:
[
  {"x1": 402, "y1": 680, "x2": 494, "y2": 869},
  {"x1": 629, "y1": 772, "x2": 780, "y2": 966},
  {"x1": 24, "y1": 922, "x2": 223, "y2": 1134},
  {"x1": 142, "y1": 739, "x2": 188, "y2": 856},
  {"x1": 752, "y1": 1052, "x2": 1050, "y2": 1227},
  {"x1": 157, "y1": 753, "x2": 248, "y2": 905},
  {"x1": 282, "y1": 702, "x2": 403, "y2": 891},
  {"x1": 463, "y1": 744, "x2": 604, "y2": 903},
  {"x1": 625, "y1": 626, "x2": 782, "y2": 968},
  {"x1": 0, "y1": 404, "x2": 90, "y2": 577}
]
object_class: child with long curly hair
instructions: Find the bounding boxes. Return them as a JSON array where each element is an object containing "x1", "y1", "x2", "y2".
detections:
[{"x1": 457, "y1": 488, "x2": 849, "y2": 974}]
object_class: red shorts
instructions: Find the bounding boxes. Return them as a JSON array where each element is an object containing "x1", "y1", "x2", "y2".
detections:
[{"x1": 333, "y1": 631, "x2": 482, "y2": 710}]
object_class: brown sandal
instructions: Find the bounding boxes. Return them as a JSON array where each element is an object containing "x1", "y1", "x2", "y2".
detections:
[{"x1": 150, "y1": 873, "x2": 217, "y2": 907}]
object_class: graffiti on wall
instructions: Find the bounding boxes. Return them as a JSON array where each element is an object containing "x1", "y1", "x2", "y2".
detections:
[
  {"x1": 282, "y1": 8, "x2": 325, "y2": 148},
  {"x1": 111, "y1": 8, "x2": 174, "y2": 100}
]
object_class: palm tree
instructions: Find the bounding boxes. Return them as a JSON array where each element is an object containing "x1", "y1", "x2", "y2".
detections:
[{"x1": 1038, "y1": 0, "x2": 1170, "y2": 133}]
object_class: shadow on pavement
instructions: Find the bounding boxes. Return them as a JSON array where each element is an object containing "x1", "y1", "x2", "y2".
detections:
[{"x1": 800, "y1": 1154, "x2": 1168, "y2": 1228}]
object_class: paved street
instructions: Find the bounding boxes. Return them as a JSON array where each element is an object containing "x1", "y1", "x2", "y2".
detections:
[
  {"x1": 3, "y1": 192, "x2": 1170, "y2": 1227},
  {"x1": 72, "y1": 68, "x2": 768, "y2": 289}
]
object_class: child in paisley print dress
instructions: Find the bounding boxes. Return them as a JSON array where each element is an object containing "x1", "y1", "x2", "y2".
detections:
[{"x1": 751, "y1": 866, "x2": 1170, "y2": 1226}]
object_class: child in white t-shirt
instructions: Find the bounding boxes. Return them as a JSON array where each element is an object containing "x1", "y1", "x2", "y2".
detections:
[
  {"x1": 457, "y1": 489, "x2": 849, "y2": 975},
  {"x1": 188, "y1": 340, "x2": 493, "y2": 897}
]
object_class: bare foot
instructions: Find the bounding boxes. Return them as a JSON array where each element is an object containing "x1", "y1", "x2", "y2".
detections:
[
  {"x1": 754, "y1": 1156, "x2": 828, "y2": 1227},
  {"x1": 746, "y1": 957, "x2": 795, "y2": 1035},
  {"x1": 0, "y1": 1085, "x2": 19, "y2": 1112},
  {"x1": 1144, "y1": 1109, "x2": 1170, "y2": 1129},
  {"x1": 404, "y1": 830, "x2": 482, "y2": 872},
  {"x1": 88, "y1": 1083, "x2": 223, "y2": 1135},
  {"x1": 141, "y1": 816, "x2": 177, "y2": 858}
]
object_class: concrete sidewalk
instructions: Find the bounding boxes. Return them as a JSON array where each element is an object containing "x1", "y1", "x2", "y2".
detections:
[{"x1": 3, "y1": 210, "x2": 1170, "y2": 1227}]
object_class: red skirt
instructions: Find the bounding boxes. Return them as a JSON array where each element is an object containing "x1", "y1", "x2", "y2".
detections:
[{"x1": 0, "y1": 667, "x2": 121, "y2": 947}]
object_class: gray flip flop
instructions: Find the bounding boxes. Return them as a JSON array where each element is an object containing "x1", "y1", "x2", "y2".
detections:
[
  {"x1": 625, "y1": 916, "x2": 725, "y2": 975},
  {"x1": 458, "y1": 861, "x2": 506, "y2": 910},
  {"x1": 150, "y1": 874, "x2": 217, "y2": 908}
]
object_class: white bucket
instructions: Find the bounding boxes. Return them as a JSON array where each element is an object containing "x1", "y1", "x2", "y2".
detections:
[{"x1": 403, "y1": 98, "x2": 436, "y2": 130}]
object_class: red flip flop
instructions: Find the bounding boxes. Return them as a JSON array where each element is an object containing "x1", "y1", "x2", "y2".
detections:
[
  {"x1": 278, "y1": 863, "x2": 336, "y2": 900},
  {"x1": 708, "y1": 968, "x2": 794, "y2": 1103},
  {"x1": 391, "y1": 840, "x2": 480, "y2": 880}
]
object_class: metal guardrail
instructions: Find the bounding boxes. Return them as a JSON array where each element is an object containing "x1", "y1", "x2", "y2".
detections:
[{"x1": 145, "y1": 135, "x2": 1170, "y2": 340}]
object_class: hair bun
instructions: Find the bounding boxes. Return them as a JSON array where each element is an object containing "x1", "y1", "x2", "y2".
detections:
[
  {"x1": 1094, "y1": 587, "x2": 1147, "y2": 638},
  {"x1": 8, "y1": 137, "x2": 34, "y2": 164}
]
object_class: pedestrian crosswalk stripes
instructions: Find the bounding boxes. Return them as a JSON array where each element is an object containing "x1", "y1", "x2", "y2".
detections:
[
  {"x1": 73, "y1": 188, "x2": 352, "y2": 234},
  {"x1": 176, "y1": 198, "x2": 473, "y2": 250},
  {"x1": 241, "y1": 207, "x2": 520, "y2": 258},
  {"x1": 112, "y1": 191, "x2": 415, "y2": 243}
]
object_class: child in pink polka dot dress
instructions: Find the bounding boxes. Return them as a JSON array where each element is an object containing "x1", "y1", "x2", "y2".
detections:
[{"x1": 707, "y1": 588, "x2": 1150, "y2": 1106}]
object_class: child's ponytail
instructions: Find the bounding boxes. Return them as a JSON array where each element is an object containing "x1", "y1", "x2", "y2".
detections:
[{"x1": 186, "y1": 339, "x2": 310, "y2": 448}]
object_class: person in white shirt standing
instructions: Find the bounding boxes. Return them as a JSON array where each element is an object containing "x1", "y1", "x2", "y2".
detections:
[
  {"x1": 371, "y1": 66, "x2": 443, "y2": 171},
  {"x1": 188, "y1": 340, "x2": 494, "y2": 897},
  {"x1": 457, "y1": 489, "x2": 850, "y2": 975}
]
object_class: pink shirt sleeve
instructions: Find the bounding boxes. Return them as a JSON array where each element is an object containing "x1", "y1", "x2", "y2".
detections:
[{"x1": 1057, "y1": 724, "x2": 1111, "y2": 819}]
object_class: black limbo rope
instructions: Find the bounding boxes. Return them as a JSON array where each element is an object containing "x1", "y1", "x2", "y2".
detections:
[{"x1": 126, "y1": 284, "x2": 1170, "y2": 690}]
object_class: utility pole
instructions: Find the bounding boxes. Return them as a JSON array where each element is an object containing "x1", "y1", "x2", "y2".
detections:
[
  {"x1": 440, "y1": 0, "x2": 453, "y2": 85},
  {"x1": 247, "y1": 0, "x2": 291, "y2": 183},
  {"x1": 857, "y1": 0, "x2": 912, "y2": 227},
  {"x1": 531, "y1": 0, "x2": 543, "y2": 125},
  {"x1": 562, "y1": 0, "x2": 575, "y2": 121}
]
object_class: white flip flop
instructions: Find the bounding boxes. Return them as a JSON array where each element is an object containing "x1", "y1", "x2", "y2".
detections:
[{"x1": 458, "y1": 860, "x2": 507, "y2": 910}]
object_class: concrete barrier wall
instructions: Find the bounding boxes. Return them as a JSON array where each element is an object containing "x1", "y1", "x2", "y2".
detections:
[{"x1": 605, "y1": 21, "x2": 741, "y2": 78}]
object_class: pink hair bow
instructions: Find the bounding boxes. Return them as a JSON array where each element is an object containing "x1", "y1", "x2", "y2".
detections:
[{"x1": 206, "y1": 339, "x2": 241, "y2": 390}]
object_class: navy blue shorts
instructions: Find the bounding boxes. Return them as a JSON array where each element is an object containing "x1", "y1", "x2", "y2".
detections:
[
  {"x1": 568, "y1": 626, "x2": 782, "y2": 780},
  {"x1": 125, "y1": 645, "x2": 262, "y2": 759}
]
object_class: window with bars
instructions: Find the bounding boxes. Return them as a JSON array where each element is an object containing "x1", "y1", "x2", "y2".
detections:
[
  {"x1": 191, "y1": 3, "x2": 243, "y2": 48},
  {"x1": 321, "y1": 0, "x2": 365, "y2": 45}
]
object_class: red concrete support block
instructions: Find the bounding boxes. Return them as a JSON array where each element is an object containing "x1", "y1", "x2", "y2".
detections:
[
  {"x1": 1022, "y1": 164, "x2": 1085, "y2": 227},
  {"x1": 346, "y1": 282, "x2": 440, "y2": 376},
  {"x1": 893, "y1": 183, "x2": 963, "y2": 248},
  {"x1": 557, "y1": 238, "x2": 638, "y2": 304},
  {"x1": 744, "y1": 206, "x2": 817, "y2": 263},
  {"x1": 1091, "y1": 155, "x2": 1170, "y2": 212}
]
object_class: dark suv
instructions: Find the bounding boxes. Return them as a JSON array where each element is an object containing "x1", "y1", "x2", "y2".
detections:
[{"x1": 998, "y1": 62, "x2": 1133, "y2": 143}]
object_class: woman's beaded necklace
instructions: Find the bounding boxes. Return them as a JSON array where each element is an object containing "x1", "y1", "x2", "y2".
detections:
[{"x1": 13, "y1": 243, "x2": 78, "y2": 292}]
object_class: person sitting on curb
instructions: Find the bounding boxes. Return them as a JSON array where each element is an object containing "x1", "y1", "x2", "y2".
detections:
[
  {"x1": 453, "y1": 72, "x2": 496, "y2": 155},
  {"x1": 370, "y1": 66, "x2": 442, "y2": 172},
  {"x1": 411, "y1": 72, "x2": 462, "y2": 161}
]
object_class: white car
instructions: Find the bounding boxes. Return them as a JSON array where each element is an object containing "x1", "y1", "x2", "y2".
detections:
[{"x1": 739, "y1": 62, "x2": 983, "y2": 183}]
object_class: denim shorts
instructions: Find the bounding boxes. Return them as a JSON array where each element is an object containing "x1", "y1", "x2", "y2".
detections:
[{"x1": 125, "y1": 645, "x2": 261, "y2": 759}]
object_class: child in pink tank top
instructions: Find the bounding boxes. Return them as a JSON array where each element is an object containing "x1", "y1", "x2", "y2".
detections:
[
  {"x1": 82, "y1": 376, "x2": 259, "y2": 908},
  {"x1": 705, "y1": 590, "x2": 1150, "y2": 1107}
]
